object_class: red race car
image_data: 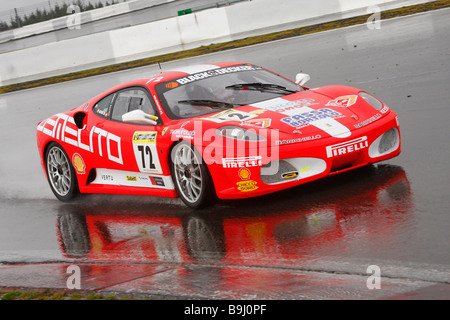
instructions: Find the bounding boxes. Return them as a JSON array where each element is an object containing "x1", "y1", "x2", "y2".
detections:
[{"x1": 36, "y1": 62, "x2": 401, "y2": 208}]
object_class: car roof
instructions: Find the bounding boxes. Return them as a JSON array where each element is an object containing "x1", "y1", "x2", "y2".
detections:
[
  {"x1": 146, "y1": 61, "x2": 250, "y2": 83},
  {"x1": 90, "y1": 62, "x2": 250, "y2": 102}
]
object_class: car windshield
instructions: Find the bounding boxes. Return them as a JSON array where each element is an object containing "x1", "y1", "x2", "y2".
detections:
[{"x1": 155, "y1": 64, "x2": 304, "y2": 119}]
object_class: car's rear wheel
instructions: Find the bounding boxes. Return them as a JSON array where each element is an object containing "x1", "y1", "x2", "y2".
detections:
[
  {"x1": 170, "y1": 141, "x2": 215, "y2": 208},
  {"x1": 45, "y1": 142, "x2": 78, "y2": 202}
]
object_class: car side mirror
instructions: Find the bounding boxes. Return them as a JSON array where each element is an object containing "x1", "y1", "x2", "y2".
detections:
[
  {"x1": 122, "y1": 109, "x2": 158, "y2": 125},
  {"x1": 295, "y1": 73, "x2": 311, "y2": 86}
]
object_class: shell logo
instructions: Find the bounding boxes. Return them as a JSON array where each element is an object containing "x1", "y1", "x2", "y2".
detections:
[
  {"x1": 238, "y1": 168, "x2": 251, "y2": 180},
  {"x1": 72, "y1": 153, "x2": 86, "y2": 174}
]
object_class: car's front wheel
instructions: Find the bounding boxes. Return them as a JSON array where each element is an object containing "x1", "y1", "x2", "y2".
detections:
[
  {"x1": 170, "y1": 141, "x2": 215, "y2": 208},
  {"x1": 45, "y1": 142, "x2": 78, "y2": 202}
]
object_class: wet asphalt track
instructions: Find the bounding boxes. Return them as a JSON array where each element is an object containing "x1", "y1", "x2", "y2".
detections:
[{"x1": 0, "y1": 8, "x2": 449, "y2": 299}]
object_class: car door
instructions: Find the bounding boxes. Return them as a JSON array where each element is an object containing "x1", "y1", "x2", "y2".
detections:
[{"x1": 86, "y1": 86, "x2": 170, "y2": 190}]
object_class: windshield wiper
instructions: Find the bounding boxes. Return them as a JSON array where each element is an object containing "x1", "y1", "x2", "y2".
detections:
[
  {"x1": 178, "y1": 99, "x2": 243, "y2": 109},
  {"x1": 225, "y1": 83, "x2": 299, "y2": 94}
]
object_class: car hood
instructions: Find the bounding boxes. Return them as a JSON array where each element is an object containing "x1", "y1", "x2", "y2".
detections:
[{"x1": 225, "y1": 90, "x2": 384, "y2": 139}]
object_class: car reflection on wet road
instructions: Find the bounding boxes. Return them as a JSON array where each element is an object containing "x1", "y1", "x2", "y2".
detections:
[
  {"x1": 56, "y1": 165, "x2": 412, "y2": 267},
  {"x1": 27, "y1": 163, "x2": 439, "y2": 299}
]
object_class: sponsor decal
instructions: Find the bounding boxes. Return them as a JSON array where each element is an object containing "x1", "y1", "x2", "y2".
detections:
[
  {"x1": 150, "y1": 176, "x2": 165, "y2": 187},
  {"x1": 276, "y1": 135, "x2": 321, "y2": 145},
  {"x1": 222, "y1": 156, "x2": 262, "y2": 169},
  {"x1": 96, "y1": 108, "x2": 108, "y2": 117},
  {"x1": 326, "y1": 136, "x2": 368, "y2": 158},
  {"x1": 176, "y1": 65, "x2": 261, "y2": 85},
  {"x1": 326, "y1": 95, "x2": 358, "y2": 107},
  {"x1": 133, "y1": 131, "x2": 157, "y2": 143},
  {"x1": 261, "y1": 98, "x2": 318, "y2": 113},
  {"x1": 137, "y1": 175, "x2": 165, "y2": 186},
  {"x1": 165, "y1": 82, "x2": 179, "y2": 89},
  {"x1": 37, "y1": 113, "x2": 123, "y2": 165},
  {"x1": 236, "y1": 180, "x2": 258, "y2": 192},
  {"x1": 91, "y1": 169, "x2": 174, "y2": 190},
  {"x1": 101, "y1": 174, "x2": 114, "y2": 181},
  {"x1": 161, "y1": 127, "x2": 169, "y2": 136},
  {"x1": 238, "y1": 168, "x2": 251, "y2": 180},
  {"x1": 170, "y1": 128, "x2": 195, "y2": 140},
  {"x1": 281, "y1": 108, "x2": 342, "y2": 127},
  {"x1": 72, "y1": 153, "x2": 86, "y2": 174},
  {"x1": 153, "y1": 94, "x2": 164, "y2": 115},
  {"x1": 241, "y1": 118, "x2": 272, "y2": 128},
  {"x1": 354, "y1": 113, "x2": 382, "y2": 128},
  {"x1": 251, "y1": 98, "x2": 351, "y2": 138}
]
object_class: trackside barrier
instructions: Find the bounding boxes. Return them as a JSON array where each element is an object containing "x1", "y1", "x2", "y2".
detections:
[{"x1": 0, "y1": 0, "x2": 434, "y2": 86}]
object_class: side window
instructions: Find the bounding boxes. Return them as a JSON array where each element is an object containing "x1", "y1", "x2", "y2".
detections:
[
  {"x1": 93, "y1": 93, "x2": 114, "y2": 119},
  {"x1": 111, "y1": 88, "x2": 155, "y2": 122}
]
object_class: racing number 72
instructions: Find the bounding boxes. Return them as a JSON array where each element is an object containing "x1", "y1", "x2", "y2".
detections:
[
  {"x1": 132, "y1": 131, "x2": 162, "y2": 174},
  {"x1": 137, "y1": 145, "x2": 156, "y2": 170}
]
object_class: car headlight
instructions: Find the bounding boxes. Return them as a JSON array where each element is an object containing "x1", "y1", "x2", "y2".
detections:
[
  {"x1": 359, "y1": 92, "x2": 384, "y2": 111},
  {"x1": 215, "y1": 126, "x2": 267, "y2": 141}
]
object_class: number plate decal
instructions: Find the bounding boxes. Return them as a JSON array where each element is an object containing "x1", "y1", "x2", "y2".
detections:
[
  {"x1": 132, "y1": 131, "x2": 162, "y2": 174},
  {"x1": 205, "y1": 110, "x2": 258, "y2": 123}
]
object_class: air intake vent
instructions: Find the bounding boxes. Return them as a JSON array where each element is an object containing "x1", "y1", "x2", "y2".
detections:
[
  {"x1": 260, "y1": 160, "x2": 297, "y2": 184},
  {"x1": 260, "y1": 157, "x2": 327, "y2": 185}
]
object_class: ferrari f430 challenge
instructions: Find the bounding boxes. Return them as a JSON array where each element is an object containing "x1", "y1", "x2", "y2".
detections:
[{"x1": 36, "y1": 62, "x2": 401, "y2": 208}]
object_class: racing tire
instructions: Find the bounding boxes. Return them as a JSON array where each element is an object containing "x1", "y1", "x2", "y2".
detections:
[
  {"x1": 45, "y1": 142, "x2": 79, "y2": 202},
  {"x1": 170, "y1": 141, "x2": 215, "y2": 209}
]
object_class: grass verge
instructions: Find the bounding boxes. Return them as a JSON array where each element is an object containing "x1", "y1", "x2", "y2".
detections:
[
  {"x1": 0, "y1": 288, "x2": 146, "y2": 300},
  {"x1": 0, "y1": 0, "x2": 449, "y2": 94}
]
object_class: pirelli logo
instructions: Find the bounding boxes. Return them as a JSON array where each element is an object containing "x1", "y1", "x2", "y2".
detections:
[
  {"x1": 222, "y1": 156, "x2": 262, "y2": 168},
  {"x1": 326, "y1": 136, "x2": 368, "y2": 158}
]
